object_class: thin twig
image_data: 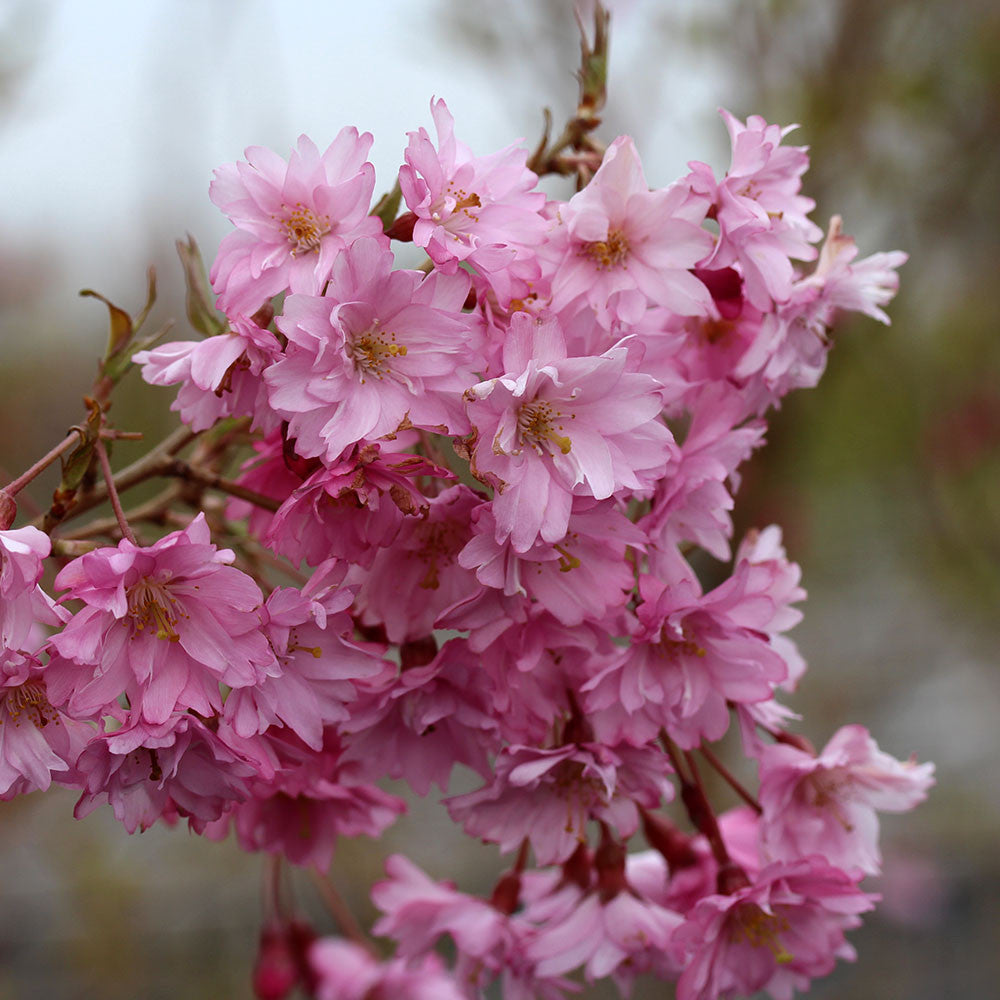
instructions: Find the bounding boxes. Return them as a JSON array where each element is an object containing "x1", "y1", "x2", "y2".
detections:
[
  {"x1": 308, "y1": 870, "x2": 374, "y2": 953},
  {"x1": 2, "y1": 428, "x2": 84, "y2": 498},
  {"x1": 698, "y1": 743, "x2": 762, "y2": 814},
  {"x1": 56, "y1": 484, "x2": 183, "y2": 540},
  {"x1": 33, "y1": 424, "x2": 197, "y2": 530},
  {"x1": 94, "y1": 437, "x2": 136, "y2": 544},
  {"x1": 164, "y1": 460, "x2": 282, "y2": 512}
]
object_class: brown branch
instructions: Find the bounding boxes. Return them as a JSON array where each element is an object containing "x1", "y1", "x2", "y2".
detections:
[
  {"x1": 2, "y1": 428, "x2": 84, "y2": 498},
  {"x1": 94, "y1": 437, "x2": 136, "y2": 544},
  {"x1": 308, "y1": 870, "x2": 375, "y2": 954},
  {"x1": 33, "y1": 424, "x2": 197, "y2": 531},
  {"x1": 163, "y1": 460, "x2": 281, "y2": 512},
  {"x1": 698, "y1": 743, "x2": 762, "y2": 814},
  {"x1": 56, "y1": 484, "x2": 183, "y2": 540}
]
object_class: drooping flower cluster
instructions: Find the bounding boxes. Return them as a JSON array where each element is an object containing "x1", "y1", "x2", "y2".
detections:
[{"x1": 4, "y1": 92, "x2": 931, "y2": 1000}]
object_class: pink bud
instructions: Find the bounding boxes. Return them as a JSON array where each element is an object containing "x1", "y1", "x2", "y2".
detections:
[{"x1": 252, "y1": 926, "x2": 298, "y2": 1000}]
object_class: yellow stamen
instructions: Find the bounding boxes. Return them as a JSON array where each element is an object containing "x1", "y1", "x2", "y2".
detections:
[
  {"x1": 348, "y1": 323, "x2": 408, "y2": 383},
  {"x1": 0, "y1": 681, "x2": 58, "y2": 729},
  {"x1": 127, "y1": 579, "x2": 181, "y2": 642},
  {"x1": 518, "y1": 400, "x2": 572, "y2": 455},
  {"x1": 554, "y1": 543, "x2": 581, "y2": 573},
  {"x1": 730, "y1": 903, "x2": 794, "y2": 964},
  {"x1": 580, "y1": 228, "x2": 630, "y2": 270},
  {"x1": 281, "y1": 203, "x2": 331, "y2": 255}
]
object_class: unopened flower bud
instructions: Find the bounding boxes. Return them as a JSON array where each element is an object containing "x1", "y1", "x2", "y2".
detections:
[{"x1": 253, "y1": 925, "x2": 298, "y2": 1000}]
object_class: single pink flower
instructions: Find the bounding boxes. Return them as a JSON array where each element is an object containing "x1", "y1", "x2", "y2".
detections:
[
  {"x1": 758, "y1": 724, "x2": 934, "y2": 876},
  {"x1": 264, "y1": 442, "x2": 444, "y2": 569},
  {"x1": 458, "y1": 498, "x2": 644, "y2": 626},
  {"x1": 446, "y1": 739, "x2": 673, "y2": 865},
  {"x1": 133, "y1": 317, "x2": 281, "y2": 432},
  {"x1": 46, "y1": 514, "x2": 273, "y2": 725},
  {"x1": 584, "y1": 545, "x2": 797, "y2": 748},
  {"x1": 266, "y1": 237, "x2": 479, "y2": 462},
  {"x1": 219, "y1": 731, "x2": 405, "y2": 869},
  {"x1": 549, "y1": 135, "x2": 714, "y2": 326},
  {"x1": 640, "y1": 385, "x2": 766, "y2": 563},
  {"x1": 0, "y1": 526, "x2": 64, "y2": 651},
  {"x1": 372, "y1": 853, "x2": 509, "y2": 960},
  {"x1": 352, "y1": 484, "x2": 482, "y2": 643},
  {"x1": 674, "y1": 857, "x2": 876, "y2": 1000},
  {"x1": 691, "y1": 110, "x2": 822, "y2": 311},
  {"x1": 73, "y1": 713, "x2": 264, "y2": 833},
  {"x1": 210, "y1": 131, "x2": 383, "y2": 316},
  {"x1": 0, "y1": 651, "x2": 89, "y2": 798},
  {"x1": 524, "y1": 882, "x2": 683, "y2": 985},
  {"x1": 310, "y1": 939, "x2": 466, "y2": 1000},
  {"x1": 341, "y1": 638, "x2": 500, "y2": 795},
  {"x1": 224, "y1": 566, "x2": 390, "y2": 750},
  {"x1": 465, "y1": 312, "x2": 676, "y2": 552},
  {"x1": 399, "y1": 98, "x2": 547, "y2": 280}
]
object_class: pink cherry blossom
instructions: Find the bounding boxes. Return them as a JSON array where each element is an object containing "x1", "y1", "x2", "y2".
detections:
[
  {"x1": 729, "y1": 216, "x2": 907, "y2": 406},
  {"x1": 310, "y1": 939, "x2": 466, "y2": 1000},
  {"x1": 465, "y1": 312, "x2": 676, "y2": 551},
  {"x1": 73, "y1": 713, "x2": 263, "y2": 834},
  {"x1": 524, "y1": 879, "x2": 683, "y2": 985},
  {"x1": 133, "y1": 316, "x2": 281, "y2": 432},
  {"x1": 210, "y1": 131, "x2": 383, "y2": 317},
  {"x1": 352, "y1": 484, "x2": 481, "y2": 643},
  {"x1": 674, "y1": 857, "x2": 876, "y2": 1000},
  {"x1": 641, "y1": 385, "x2": 766, "y2": 563},
  {"x1": 372, "y1": 853, "x2": 509, "y2": 961},
  {"x1": 341, "y1": 639, "x2": 500, "y2": 795},
  {"x1": 584, "y1": 546, "x2": 796, "y2": 748},
  {"x1": 0, "y1": 526, "x2": 64, "y2": 652},
  {"x1": 758, "y1": 724, "x2": 934, "y2": 876},
  {"x1": 446, "y1": 738, "x2": 673, "y2": 865},
  {"x1": 266, "y1": 237, "x2": 479, "y2": 462},
  {"x1": 0, "y1": 652, "x2": 89, "y2": 798},
  {"x1": 263, "y1": 442, "x2": 444, "y2": 569},
  {"x1": 46, "y1": 513, "x2": 273, "y2": 725},
  {"x1": 690, "y1": 110, "x2": 822, "y2": 311},
  {"x1": 217, "y1": 731, "x2": 405, "y2": 869},
  {"x1": 224, "y1": 567, "x2": 389, "y2": 750},
  {"x1": 549, "y1": 135, "x2": 714, "y2": 326},
  {"x1": 399, "y1": 98, "x2": 548, "y2": 286},
  {"x1": 458, "y1": 498, "x2": 644, "y2": 627}
]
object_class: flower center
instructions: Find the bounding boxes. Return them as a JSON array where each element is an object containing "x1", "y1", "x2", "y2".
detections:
[
  {"x1": 0, "y1": 681, "x2": 58, "y2": 729},
  {"x1": 657, "y1": 621, "x2": 706, "y2": 660},
  {"x1": 414, "y1": 518, "x2": 465, "y2": 590},
  {"x1": 127, "y1": 578, "x2": 181, "y2": 642},
  {"x1": 581, "y1": 228, "x2": 630, "y2": 270},
  {"x1": 282, "y1": 204, "x2": 330, "y2": 255},
  {"x1": 729, "y1": 903, "x2": 794, "y2": 964},
  {"x1": 802, "y1": 769, "x2": 855, "y2": 831},
  {"x1": 346, "y1": 322, "x2": 408, "y2": 383},
  {"x1": 431, "y1": 185, "x2": 482, "y2": 228},
  {"x1": 517, "y1": 399, "x2": 572, "y2": 456},
  {"x1": 552, "y1": 759, "x2": 606, "y2": 838}
]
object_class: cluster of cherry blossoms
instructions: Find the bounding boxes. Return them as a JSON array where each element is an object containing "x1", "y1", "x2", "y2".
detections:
[{"x1": 0, "y1": 20, "x2": 933, "y2": 998}]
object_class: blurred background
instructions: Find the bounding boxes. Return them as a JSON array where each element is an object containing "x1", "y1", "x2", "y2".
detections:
[{"x1": 0, "y1": 0, "x2": 997, "y2": 996}]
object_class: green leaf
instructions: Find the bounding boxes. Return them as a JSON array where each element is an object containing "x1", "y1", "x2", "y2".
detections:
[
  {"x1": 59, "y1": 400, "x2": 102, "y2": 492},
  {"x1": 371, "y1": 180, "x2": 403, "y2": 233},
  {"x1": 177, "y1": 234, "x2": 226, "y2": 336},
  {"x1": 80, "y1": 287, "x2": 133, "y2": 361}
]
